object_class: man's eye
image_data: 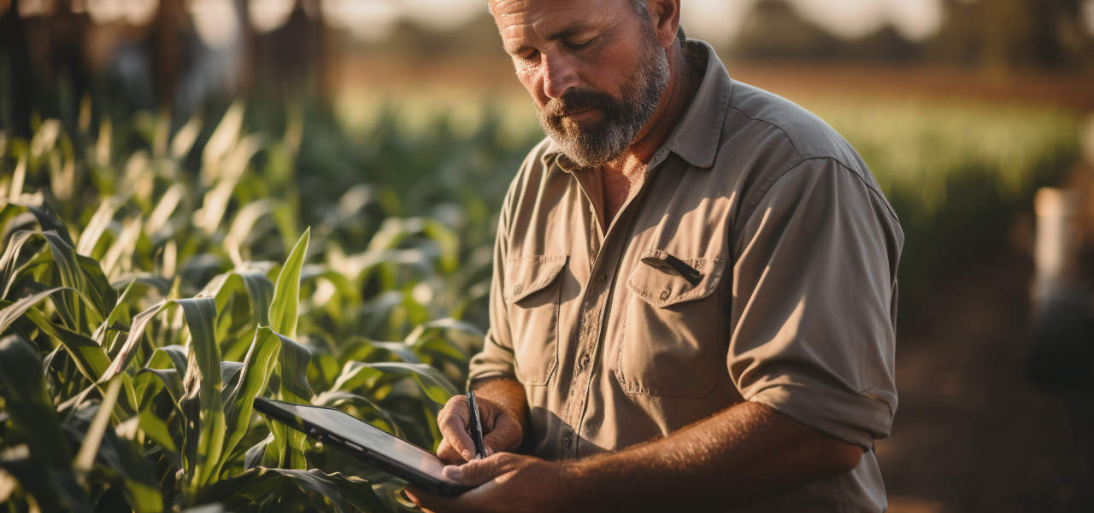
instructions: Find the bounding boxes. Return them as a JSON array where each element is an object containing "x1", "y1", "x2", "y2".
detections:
[
  {"x1": 518, "y1": 50, "x2": 540, "y2": 62},
  {"x1": 567, "y1": 38, "x2": 596, "y2": 50}
]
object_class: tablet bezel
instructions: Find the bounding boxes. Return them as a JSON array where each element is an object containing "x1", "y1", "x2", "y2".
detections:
[{"x1": 253, "y1": 397, "x2": 472, "y2": 497}]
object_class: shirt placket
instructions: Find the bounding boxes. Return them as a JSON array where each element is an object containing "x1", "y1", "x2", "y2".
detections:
[{"x1": 559, "y1": 148, "x2": 672, "y2": 458}]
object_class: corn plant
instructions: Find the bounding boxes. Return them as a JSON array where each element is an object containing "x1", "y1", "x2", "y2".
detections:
[{"x1": 0, "y1": 104, "x2": 490, "y2": 512}]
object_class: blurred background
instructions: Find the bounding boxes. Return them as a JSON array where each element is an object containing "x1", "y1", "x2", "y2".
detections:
[{"x1": 2, "y1": 0, "x2": 1093, "y2": 511}]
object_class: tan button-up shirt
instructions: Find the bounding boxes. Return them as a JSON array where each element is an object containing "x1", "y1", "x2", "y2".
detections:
[{"x1": 469, "y1": 39, "x2": 903, "y2": 512}]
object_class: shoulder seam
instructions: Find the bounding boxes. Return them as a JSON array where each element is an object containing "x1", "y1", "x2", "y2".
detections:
[
  {"x1": 725, "y1": 104, "x2": 859, "y2": 172},
  {"x1": 737, "y1": 156, "x2": 899, "y2": 232}
]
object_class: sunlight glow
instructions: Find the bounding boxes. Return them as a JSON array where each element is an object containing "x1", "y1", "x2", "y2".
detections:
[{"x1": 189, "y1": 0, "x2": 240, "y2": 49}]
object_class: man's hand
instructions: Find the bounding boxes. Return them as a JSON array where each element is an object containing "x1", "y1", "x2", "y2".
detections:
[
  {"x1": 436, "y1": 394, "x2": 523, "y2": 463},
  {"x1": 405, "y1": 453, "x2": 571, "y2": 513}
]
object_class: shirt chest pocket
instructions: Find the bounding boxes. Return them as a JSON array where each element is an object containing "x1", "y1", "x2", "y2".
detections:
[
  {"x1": 503, "y1": 255, "x2": 567, "y2": 386},
  {"x1": 613, "y1": 249, "x2": 728, "y2": 397}
]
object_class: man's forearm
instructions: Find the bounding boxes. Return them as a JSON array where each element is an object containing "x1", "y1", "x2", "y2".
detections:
[
  {"x1": 470, "y1": 377, "x2": 529, "y2": 435},
  {"x1": 563, "y1": 401, "x2": 864, "y2": 513}
]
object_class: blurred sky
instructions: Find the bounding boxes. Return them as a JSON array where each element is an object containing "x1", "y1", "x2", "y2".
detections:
[
  {"x1": 315, "y1": 0, "x2": 947, "y2": 42},
  {"x1": 50, "y1": 0, "x2": 1094, "y2": 48},
  {"x1": 325, "y1": 0, "x2": 1094, "y2": 43}
]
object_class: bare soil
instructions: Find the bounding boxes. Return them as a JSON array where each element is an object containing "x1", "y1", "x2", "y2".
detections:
[{"x1": 878, "y1": 256, "x2": 1094, "y2": 513}]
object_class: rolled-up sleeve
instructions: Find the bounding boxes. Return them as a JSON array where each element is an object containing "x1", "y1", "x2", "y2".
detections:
[
  {"x1": 467, "y1": 188, "x2": 518, "y2": 388},
  {"x1": 729, "y1": 157, "x2": 903, "y2": 450}
]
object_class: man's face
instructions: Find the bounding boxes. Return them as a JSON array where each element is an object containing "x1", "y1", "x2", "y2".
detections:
[{"x1": 492, "y1": 0, "x2": 670, "y2": 168}]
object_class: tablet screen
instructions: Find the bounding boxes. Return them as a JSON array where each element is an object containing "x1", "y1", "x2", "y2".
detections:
[{"x1": 269, "y1": 401, "x2": 448, "y2": 479}]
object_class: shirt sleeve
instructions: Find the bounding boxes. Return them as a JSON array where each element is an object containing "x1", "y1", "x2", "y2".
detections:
[
  {"x1": 729, "y1": 157, "x2": 903, "y2": 450},
  {"x1": 466, "y1": 185, "x2": 518, "y2": 388}
]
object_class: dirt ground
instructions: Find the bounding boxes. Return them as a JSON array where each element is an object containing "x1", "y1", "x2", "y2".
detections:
[{"x1": 877, "y1": 257, "x2": 1094, "y2": 513}]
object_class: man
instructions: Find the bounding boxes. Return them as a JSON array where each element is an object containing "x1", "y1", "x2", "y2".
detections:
[{"x1": 405, "y1": 0, "x2": 902, "y2": 511}]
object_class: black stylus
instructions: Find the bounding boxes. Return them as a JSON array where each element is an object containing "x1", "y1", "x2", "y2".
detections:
[{"x1": 466, "y1": 390, "x2": 486, "y2": 460}]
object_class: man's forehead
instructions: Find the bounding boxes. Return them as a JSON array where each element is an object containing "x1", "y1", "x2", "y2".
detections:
[
  {"x1": 490, "y1": 0, "x2": 632, "y2": 24},
  {"x1": 491, "y1": 0, "x2": 630, "y2": 44}
]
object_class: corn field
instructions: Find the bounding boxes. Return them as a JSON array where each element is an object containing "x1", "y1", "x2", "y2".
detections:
[
  {"x1": 0, "y1": 99, "x2": 536, "y2": 512},
  {"x1": 0, "y1": 94, "x2": 1083, "y2": 512}
]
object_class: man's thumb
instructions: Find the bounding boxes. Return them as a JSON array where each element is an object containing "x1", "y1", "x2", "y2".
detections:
[{"x1": 444, "y1": 454, "x2": 508, "y2": 485}]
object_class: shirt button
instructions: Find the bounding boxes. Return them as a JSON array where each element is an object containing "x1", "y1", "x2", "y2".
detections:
[
  {"x1": 656, "y1": 148, "x2": 668, "y2": 159},
  {"x1": 596, "y1": 273, "x2": 607, "y2": 284},
  {"x1": 660, "y1": 290, "x2": 671, "y2": 300},
  {"x1": 562, "y1": 433, "x2": 573, "y2": 449},
  {"x1": 513, "y1": 284, "x2": 523, "y2": 295},
  {"x1": 579, "y1": 353, "x2": 590, "y2": 369}
]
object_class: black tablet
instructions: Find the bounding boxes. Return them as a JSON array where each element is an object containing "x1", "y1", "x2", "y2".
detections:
[{"x1": 254, "y1": 398, "x2": 472, "y2": 496}]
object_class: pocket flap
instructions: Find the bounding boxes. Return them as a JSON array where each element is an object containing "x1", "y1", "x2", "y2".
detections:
[
  {"x1": 627, "y1": 249, "x2": 726, "y2": 307},
  {"x1": 504, "y1": 255, "x2": 568, "y2": 303}
]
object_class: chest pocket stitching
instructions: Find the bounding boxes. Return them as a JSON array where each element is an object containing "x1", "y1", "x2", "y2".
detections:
[
  {"x1": 503, "y1": 255, "x2": 568, "y2": 386},
  {"x1": 615, "y1": 250, "x2": 728, "y2": 396},
  {"x1": 627, "y1": 249, "x2": 727, "y2": 307}
]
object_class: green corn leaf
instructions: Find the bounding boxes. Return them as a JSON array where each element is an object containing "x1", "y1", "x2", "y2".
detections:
[
  {"x1": 144, "y1": 183, "x2": 184, "y2": 236},
  {"x1": 273, "y1": 330, "x2": 314, "y2": 470},
  {"x1": 0, "y1": 286, "x2": 85, "y2": 335},
  {"x1": 136, "y1": 365, "x2": 183, "y2": 412},
  {"x1": 0, "y1": 230, "x2": 113, "y2": 331},
  {"x1": 92, "y1": 279, "x2": 138, "y2": 348},
  {"x1": 102, "y1": 296, "x2": 216, "y2": 383},
  {"x1": 171, "y1": 113, "x2": 203, "y2": 159},
  {"x1": 74, "y1": 375, "x2": 122, "y2": 471},
  {"x1": 206, "y1": 270, "x2": 274, "y2": 332},
  {"x1": 404, "y1": 317, "x2": 485, "y2": 345},
  {"x1": 100, "y1": 300, "x2": 170, "y2": 381},
  {"x1": 239, "y1": 271, "x2": 274, "y2": 327},
  {"x1": 196, "y1": 467, "x2": 388, "y2": 513},
  {"x1": 330, "y1": 361, "x2": 457, "y2": 404},
  {"x1": 269, "y1": 228, "x2": 310, "y2": 339},
  {"x1": 0, "y1": 335, "x2": 72, "y2": 467},
  {"x1": 212, "y1": 326, "x2": 281, "y2": 481},
  {"x1": 369, "y1": 362, "x2": 458, "y2": 405},
  {"x1": 173, "y1": 297, "x2": 225, "y2": 491},
  {"x1": 75, "y1": 195, "x2": 127, "y2": 256},
  {"x1": 224, "y1": 199, "x2": 280, "y2": 268},
  {"x1": 133, "y1": 344, "x2": 187, "y2": 408},
  {"x1": 18, "y1": 307, "x2": 106, "y2": 380},
  {"x1": 66, "y1": 401, "x2": 165, "y2": 513},
  {"x1": 22, "y1": 202, "x2": 74, "y2": 245},
  {"x1": 0, "y1": 448, "x2": 92, "y2": 513},
  {"x1": 422, "y1": 219, "x2": 460, "y2": 274},
  {"x1": 330, "y1": 361, "x2": 381, "y2": 393},
  {"x1": 138, "y1": 408, "x2": 178, "y2": 454}
]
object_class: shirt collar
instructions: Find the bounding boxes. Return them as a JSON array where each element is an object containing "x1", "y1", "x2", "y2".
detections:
[{"x1": 541, "y1": 39, "x2": 732, "y2": 172}]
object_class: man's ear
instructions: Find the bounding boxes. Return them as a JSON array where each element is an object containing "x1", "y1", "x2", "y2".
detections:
[{"x1": 648, "y1": 0, "x2": 682, "y2": 49}]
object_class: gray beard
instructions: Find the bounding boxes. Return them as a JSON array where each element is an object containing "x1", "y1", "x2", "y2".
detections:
[{"x1": 539, "y1": 42, "x2": 671, "y2": 169}]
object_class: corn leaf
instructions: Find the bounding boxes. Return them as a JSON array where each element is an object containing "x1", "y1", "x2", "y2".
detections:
[
  {"x1": 197, "y1": 467, "x2": 388, "y2": 513},
  {"x1": 269, "y1": 228, "x2": 310, "y2": 339},
  {"x1": 66, "y1": 400, "x2": 165, "y2": 513},
  {"x1": 213, "y1": 326, "x2": 281, "y2": 480},
  {"x1": 0, "y1": 336, "x2": 72, "y2": 467},
  {"x1": 331, "y1": 361, "x2": 456, "y2": 405},
  {"x1": 0, "y1": 450, "x2": 92, "y2": 513},
  {"x1": 174, "y1": 297, "x2": 225, "y2": 491}
]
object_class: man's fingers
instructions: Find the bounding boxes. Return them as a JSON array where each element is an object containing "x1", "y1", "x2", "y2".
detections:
[
  {"x1": 441, "y1": 452, "x2": 517, "y2": 486},
  {"x1": 482, "y1": 412, "x2": 522, "y2": 455},
  {"x1": 437, "y1": 439, "x2": 467, "y2": 464},
  {"x1": 437, "y1": 396, "x2": 475, "y2": 461}
]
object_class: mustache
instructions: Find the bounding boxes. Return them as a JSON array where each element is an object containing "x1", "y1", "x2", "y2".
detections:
[{"x1": 543, "y1": 89, "x2": 617, "y2": 121}]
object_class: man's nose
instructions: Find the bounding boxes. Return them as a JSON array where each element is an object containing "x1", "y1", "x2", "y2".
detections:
[{"x1": 541, "y1": 52, "x2": 579, "y2": 100}]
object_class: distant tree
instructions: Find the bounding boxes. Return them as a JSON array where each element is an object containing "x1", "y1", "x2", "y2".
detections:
[
  {"x1": 1, "y1": 0, "x2": 35, "y2": 135},
  {"x1": 931, "y1": 0, "x2": 1093, "y2": 70},
  {"x1": 729, "y1": 0, "x2": 841, "y2": 60}
]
